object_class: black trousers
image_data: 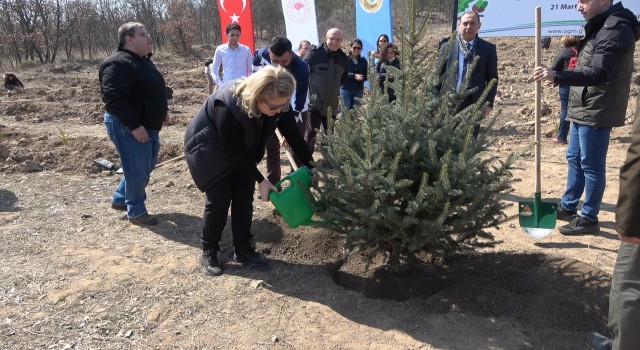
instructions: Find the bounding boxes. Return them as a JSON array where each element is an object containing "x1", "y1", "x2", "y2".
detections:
[
  {"x1": 202, "y1": 168, "x2": 255, "y2": 252},
  {"x1": 265, "y1": 133, "x2": 282, "y2": 185},
  {"x1": 305, "y1": 109, "x2": 335, "y2": 153},
  {"x1": 265, "y1": 111, "x2": 309, "y2": 183}
]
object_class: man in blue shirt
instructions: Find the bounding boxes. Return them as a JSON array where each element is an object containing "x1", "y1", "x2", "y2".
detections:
[{"x1": 253, "y1": 36, "x2": 310, "y2": 185}]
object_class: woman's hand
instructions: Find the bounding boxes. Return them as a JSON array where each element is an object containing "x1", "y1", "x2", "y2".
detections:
[{"x1": 258, "y1": 178, "x2": 278, "y2": 202}]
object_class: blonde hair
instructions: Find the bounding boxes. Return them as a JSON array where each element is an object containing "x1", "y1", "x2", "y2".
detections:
[
  {"x1": 233, "y1": 66, "x2": 295, "y2": 117},
  {"x1": 560, "y1": 36, "x2": 580, "y2": 47}
]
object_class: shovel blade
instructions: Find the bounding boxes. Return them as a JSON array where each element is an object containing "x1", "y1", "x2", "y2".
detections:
[
  {"x1": 519, "y1": 196, "x2": 557, "y2": 230},
  {"x1": 522, "y1": 227, "x2": 554, "y2": 239}
]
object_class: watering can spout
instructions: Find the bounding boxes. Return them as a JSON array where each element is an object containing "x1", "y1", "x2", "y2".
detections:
[{"x1": 268, "y1": 167, "x2": 323, "y2": 228}]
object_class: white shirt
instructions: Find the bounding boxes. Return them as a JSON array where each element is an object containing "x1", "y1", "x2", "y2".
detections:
[
  {"x1": 457, "y1": 38, "x2": 476, "y2": 91},
  {"x1": 211, "y1": 43, "x2": 252, "y2": 86}
]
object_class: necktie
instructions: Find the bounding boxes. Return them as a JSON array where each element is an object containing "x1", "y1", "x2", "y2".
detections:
[{"x1": 461, "y1": 42, "x2": 472, "y2": 82}]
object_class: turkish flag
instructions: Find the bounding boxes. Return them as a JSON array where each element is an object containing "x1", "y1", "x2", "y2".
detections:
[{"x1": 217, "y1": 0, "x2": 255, "y2": 52}]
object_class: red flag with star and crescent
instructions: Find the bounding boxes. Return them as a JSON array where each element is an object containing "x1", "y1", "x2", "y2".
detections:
[{"x1": 217, "y1": 0, "x2": 255, "y2": 52}]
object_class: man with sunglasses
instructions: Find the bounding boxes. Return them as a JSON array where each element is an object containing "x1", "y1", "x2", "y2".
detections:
[{"x1": 252, "y1": 36, "x2": 310, "y2": 186}]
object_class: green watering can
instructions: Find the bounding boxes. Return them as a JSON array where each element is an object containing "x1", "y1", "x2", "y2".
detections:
[{"x1": 268, "y1": 166, "x2": 323, "y2": 228}]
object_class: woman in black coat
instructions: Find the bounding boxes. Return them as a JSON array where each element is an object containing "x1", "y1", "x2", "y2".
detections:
[
  {"x1": 340, "y1": 38, "x2": 368, "y2": 110},
  {"x1": 184, "y1": 66, "x2": 314, "y2": 276}
]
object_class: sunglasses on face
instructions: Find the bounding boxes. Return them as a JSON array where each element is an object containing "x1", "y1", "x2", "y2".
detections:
[
  {"x1": 265, "y1": 101, "x2": 288, "y2": 111},
  {"x1": 352, "y1": 46, "x2": 362, "y2": 50}
]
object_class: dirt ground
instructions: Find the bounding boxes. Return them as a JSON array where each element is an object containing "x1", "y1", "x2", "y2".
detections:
[{"x1": 1, "y1": 34, "x2": 639, "y2": 350}]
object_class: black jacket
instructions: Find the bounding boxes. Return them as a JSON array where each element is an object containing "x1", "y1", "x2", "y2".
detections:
[
  {"x1": 437, "y1": 36, "x2": 499, "y2": 110},
  {"x1": 3, "y1": 74, "x2": 24, "y2": 89},
  {"x1": 551, "y1": 46, "x2": 577, "y2": 72},
  {"x1": 184, "y1": 81, "x2": 314, "y2": 192},
  {"x1": 341, "y1": 55, "x2": 368, "y2": 91},
  {"x1": 99, "y1": 47, "x2": 168, "y2": 131},
  {"x1": 553, "y1": 2, "x2": 640, "y2": 128},
  {"x1": 305, "y1": 43, "x2": 348, "y2": 116}
]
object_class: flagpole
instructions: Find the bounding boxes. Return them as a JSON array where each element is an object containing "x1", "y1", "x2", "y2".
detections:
[{"x1": 452, "y1": 0, "x2": 459, "y2": 32}]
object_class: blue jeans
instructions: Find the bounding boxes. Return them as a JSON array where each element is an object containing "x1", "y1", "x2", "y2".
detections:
[
  {"x1": 561, "y1": 122, "x2": 611, "y2": 222},
  {"x1": 103, "y1": 112, "x2": 160, "y2": 219},
  {"x1": 340, "y1": 87, "x2": 363, "y2": 110},
  {"x1": 557, "y1": 85, "x2": 570, "y2": 141}
]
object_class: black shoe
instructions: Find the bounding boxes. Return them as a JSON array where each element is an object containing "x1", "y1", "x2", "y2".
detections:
[
  {"x1": 129, "y1": 214, "x2": 158, "y2": 226},
  {"x1": 200, "y1": 249, "x2": 223, "y2": 276},
  {"x1": 586, "y1": 332, "x2": 612, "y2": 350},
  {"x1": 234, "y1": 248, "x2": 269, "y2": 267},
  {"x1": 557, "y1": 205, "x2": 577, "y2": 222},
  {"x1": 559, "y1": 216, "x2": 600, "y2": 235},
  {"x1": 111, "y1": 203, "x2": 127, "y2": 211}
]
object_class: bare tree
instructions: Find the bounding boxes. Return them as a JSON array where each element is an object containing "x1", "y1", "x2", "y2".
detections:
[
  {"x1": 251, "y1": 1, "x2": 285, "y2": 42},
  {"x1": 163, "y1": 0, "x2": 197, "y2": 55},
  {"x1": 0, "y1": 0, "x2": 456, "y2": 66},
  {"x1": 194, "y1": 0, "x2": 221, "y2": 49}
]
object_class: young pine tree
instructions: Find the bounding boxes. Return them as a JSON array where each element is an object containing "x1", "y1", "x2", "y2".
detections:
[{"x1": 314, "y1": 0, "x2": 517, "y2": 272}]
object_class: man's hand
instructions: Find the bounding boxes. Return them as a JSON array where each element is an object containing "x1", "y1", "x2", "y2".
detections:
[
  {"x1": 355, "y1": 74, "x2": 365, "y2": 81},
  {"x1": 258, "y1": 178, "x2": 277, "y2": 202},
  {"x1": 131, "y1": 125, "x2": 149, "y2": 143},
  {"x1": 619, "y1": 234, "x2": 640, "y2": 245},
  {"x1": 533, "y1": 66, "x2": 555, "y2": 82}
]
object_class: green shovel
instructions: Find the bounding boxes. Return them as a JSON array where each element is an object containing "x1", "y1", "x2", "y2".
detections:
[{"x1": 519, "y1": 6, "x2": 557, "y2": 239}]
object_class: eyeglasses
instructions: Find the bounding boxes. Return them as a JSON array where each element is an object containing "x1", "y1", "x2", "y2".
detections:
[
  {"x1": 378, "y1": 39, "x2": 388, "y2": 42},
  {"x1": 133, "y1": 32, "x2": 150, "y2": 38},
  {"x1": 265, "y1": 101, "x2": 288, "y2": 111},
  {"x1": 352, "y1": 46, "x2": 362, "y2": 50}
]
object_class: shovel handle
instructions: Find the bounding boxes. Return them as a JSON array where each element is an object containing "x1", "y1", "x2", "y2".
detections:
[
  {"x1": 275, "y1": 128, "x2": 299, "y2": 171},
  {"x1": 535, "y1": 6, "x2": 542, "y2": 194}
]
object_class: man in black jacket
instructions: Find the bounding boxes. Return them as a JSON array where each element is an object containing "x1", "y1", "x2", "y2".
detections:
[
  {"x1": 304, "y1": 28, "x2": 349, "y2": 154},
  {"x1": 99, "y1": 22, "x2": 169, "y2": 226},
  {"x1": 534, "y1": 0, "x2": 640, "y2": 235}
]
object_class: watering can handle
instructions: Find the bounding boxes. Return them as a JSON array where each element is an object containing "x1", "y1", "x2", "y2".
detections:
[
  {"x1": 273, "y1": 173, "x2": 291, "y2": 190},
  {"x1": 268, "y1": 174, "x2": 292, "y2": 201}
]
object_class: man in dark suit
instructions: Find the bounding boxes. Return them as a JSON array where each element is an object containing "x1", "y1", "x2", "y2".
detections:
[{"x1": 438, "y1": 11, "x2": 498, "y2": 138}]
